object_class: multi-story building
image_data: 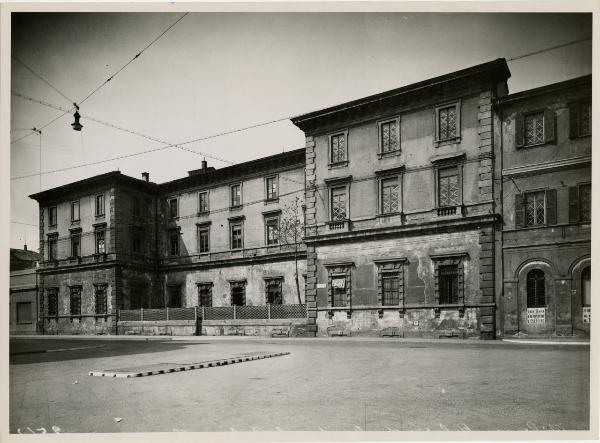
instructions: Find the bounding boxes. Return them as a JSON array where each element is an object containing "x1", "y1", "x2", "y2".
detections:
[
  {"x1": 497, "y1": 75, "x2": 592, "y2": 338},
  {"x1": 292, "y1": 59, "x2": 511, "y2": 339},
  {"x1": 28, "y1": 59, "x2": 591, "y2": 338},
  {"x1": 29, "y1": 150, "x2": 306, "y2": 335}
]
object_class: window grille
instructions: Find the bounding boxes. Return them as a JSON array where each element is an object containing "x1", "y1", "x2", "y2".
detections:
[
  {"x1": 331, "y1": 187, "x2": 347, "y2": 221},
  {"x1": 70, "y1": 286, "x2": 82, "y2": 316},
  {"x1": 439, "y1": 265, "x2": 459, "y2": 304},
  {"x1": 381, "y1": 121, "x2": 398, "y2": 152},
  {"x1": 525, "y1": 112, "x2": 544, "y2": 146},
  {"x1": 47, "y1": 289, "x2": 58, "y2": 317},
  {"x1": 382, "y1": 276, "x2": 400, "y2": 305},
  {"x1": 527, "y1": 269, "x2": 545, "y2": 308},
  {"x1": 331, "y1": 134, "x2": 346, "y2": 163},
  {"x1": 438, "y1": 106, "x2": 457, "y2": 140},
  {"x1": 525, "y1": 191, "x2": 545, "y2": 226},
  {"x1": 96, "y1": 230, "x2": 106, "y2": 254},
  {"x1": 95, "y1": 285, "x2": 107, "y2": 315},
  {"x1": 439, "y1": 166, "x2": 459, "y2": 207},
  {"x1": 198, "y1": 284, "x2": 213, "y2": 307},
  {"x1": 381, "y1": 178, "x2": 399, "y2": 214}
]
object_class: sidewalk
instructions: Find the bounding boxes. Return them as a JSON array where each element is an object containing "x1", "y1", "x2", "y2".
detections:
[{"x1": 10, "y1": 334, "x2": 590, "y2": 345}]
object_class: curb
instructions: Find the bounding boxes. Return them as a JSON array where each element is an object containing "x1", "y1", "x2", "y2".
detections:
[
  {"x1": 88, "y1": 351, "x2": 290, "y2": 378},
  {"x1": 502, "y1": 339, "x2": 590, "y2": 346}
]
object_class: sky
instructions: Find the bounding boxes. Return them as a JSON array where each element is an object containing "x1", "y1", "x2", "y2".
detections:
[{"x1": 8, "y1": 11, "x2": 593, "y2": 251}]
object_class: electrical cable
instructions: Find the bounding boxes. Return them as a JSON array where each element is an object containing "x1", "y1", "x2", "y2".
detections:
[{"x1": 12, "y1": 55, "x2": 75, "y2": 104}]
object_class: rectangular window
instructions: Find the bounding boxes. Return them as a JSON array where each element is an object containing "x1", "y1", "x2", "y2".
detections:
[
  {"x1": 266, "y1": 176, "x2": 278, "y2": 200},
  {"x1": 438, "y1": 105, "x2": 457, "y2": 140},
  {"x1": 168, "y1": 198, "x2": 178, "y2": 219},
  {"x1": 49, "y1": 206, "x2": 57, "y2": 226},
  {"x1": 266, "y1": 280, "x2": 283, "y2": 305},
  {"x1": 579, "y1": 102, "x2": 591, "y2": 137},
  {"x1": 198, "y1": 227, "x2": 210, "y2": 253},
  {"x1": 198, "y1": 284, "x2": 213, "y2": 307},
  {"x1": 70, "y1": 286, "x2": 82, "y2": 317},
  {"x1": 230, "y1": 223, "x2": 243, "y2": 250},
  {"x1": 71, "y1": 201, "x2": 80, "y2": 222},
  {"x1": 330, "y1": 133, "x2": 346, "y2": 164},
  {"x1": 17, "y1": 302, "x2": 32, "y2": 324},
  {"x1": 380, "y1": 120, "x2": 399, "y2": 153},
  {"x1": 382, "y1": 276, "x2": 400, "y2": 306},
  {"x1": 265, "y1": 217, "x2": 279, "y2": 245},
  {"x1": 231, "y1": 284, "x2": 246, "y2": 306},
  {"x1": 47, "y1": 288, "x2": 58, "y2": 317},
  {"x1": 525, "y1": 112, "x2": 544, "y2": 146},
  {"x1": 331, "y1": 187, "x2": 347, "y2": 221},
  {"x1": 381, "y1": 177, "x2": 399, "y2": 214},
  {"x1": 231, "y1": 184, "x2": 242, "y2": 207},
  {"x1": 332, "y1": 277, "x2": 346, "y2": 307},
  {"x1": 168, "y1": 286, "x2": 182, "y2": 308},
  {"x1": 198, "y1": 191, "x2": 209, "y2": 213},
  {"x1": 525, "y1": 191, "x2": 546, "y2": 226},
  {"x1": 133, "y1": 196, "x2": 141, "y2": 217},
  {"x1": 96, "y1": 194, "x2": 105, "y2": 216},
  {"x1": 169, "y1": 231, "x2": 180, "y2": 256},
  {"x1": 132, "y1": 229, "x2": 143, "y2": 254},
  {"x1": 439, "y1": 265, "x2": 459, "y2": 304},
  {"x1": 48, "y1": 235, "x2": 58, "y2": 261},
  {"x1": 95, "y1": 285, "x2": 107, "y2": 315},
  {"x1": 95, "y1": 230, "x2": 106, "y2": 254},
  {"x1": 579, "y1": 183, "x2": 591, "y2": 222},
  {"x1": 71, "y1": 232, "x2": 81, "y2": 258},
  {"x1": 438, "y1": 166, "x2": 459, "y2": 207}
]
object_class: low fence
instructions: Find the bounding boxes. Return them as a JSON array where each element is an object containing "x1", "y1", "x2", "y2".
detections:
[{"x1": 118, "y1": 304, "x2": 307, "y2": 322}]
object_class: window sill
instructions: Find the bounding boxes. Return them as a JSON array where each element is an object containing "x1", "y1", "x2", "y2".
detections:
[
  {"x1": 197, "y1": 211, "x2": 210, "y2": 217},
  {"x1": 264, "y1": 198, "x2": 279, "y2": 205},
  {"x1": 68, "y1": 256, "x2": 82, "y2": 263},
  {"x1": 328, "y1": 160, "x2": 349, "y2": 169},
  {"x1": 229, "y1": 205, "x2": 243, "y2": 211},
  {"x1": 377, "y1": 149, "x2": 401, "y2": 159},
  {"x1": 48, "y1": 224, "x2": 57, "y2": 230},
  {"x1": 521, "y1": 142, "x2": 547, "y2": 149},
  {"x1": 95, "y1": 214, "x2": 105, "y2": 219},
  {"x1": 70, "y1": 220, "x2": 81, "y2": 226},
  {"x1": 434, "y1": 137, "x2": 461, "y2": 148}
]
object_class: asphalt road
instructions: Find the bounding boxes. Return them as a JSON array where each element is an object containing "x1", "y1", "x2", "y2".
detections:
[{"x1": 9, "y1": 337, "x2": 590, "y2": 433}]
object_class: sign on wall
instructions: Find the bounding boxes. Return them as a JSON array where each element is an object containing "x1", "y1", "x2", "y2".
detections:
[
  {"x1": 583, "y1": 307, "x2": 591, "y2": 324},
  {"x1": 527, "y1": 307, "x2": 546, "y2": 325}
]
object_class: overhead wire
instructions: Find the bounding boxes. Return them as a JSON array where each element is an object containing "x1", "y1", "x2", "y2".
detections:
[{"x1": 12, "y1": 55, "x2": 75, "y2": 104}]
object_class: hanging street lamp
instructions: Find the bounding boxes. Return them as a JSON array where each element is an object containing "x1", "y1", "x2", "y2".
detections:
[{"x1": 71, "y1": 103, "x2": 83, "y2": 131}]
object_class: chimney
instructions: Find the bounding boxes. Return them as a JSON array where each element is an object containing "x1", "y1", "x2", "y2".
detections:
[
  {"x1": 142, "y1": 172, "x2": 149, "y2": 182},
  {"x1": 201, "y1": 159, "x2": 207, "y2": 171},
  {"x1": 23, "y1": 244, "x2": 27, "y2": 251}
]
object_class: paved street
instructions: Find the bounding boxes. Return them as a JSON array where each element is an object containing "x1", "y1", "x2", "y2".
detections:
[{"x1": 10, "y1": 337, "x2": 590, "y2": 433}]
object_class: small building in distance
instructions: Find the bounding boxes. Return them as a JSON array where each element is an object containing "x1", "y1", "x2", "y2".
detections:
[{"x1": 10, "y1": 246, "x2": 41, "y2": 335}]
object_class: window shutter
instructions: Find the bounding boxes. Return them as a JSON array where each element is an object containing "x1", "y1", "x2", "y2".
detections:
[
  {"x1": 544, "y1": 109, "x2": 556, "y2": 143},
  {"x1": 569, "y1": 186, "x2": 580, "y2": 223},
  {"x1": 515, "y1": 113, "x2": 525, "y2": 149},
  {"x1": 569, "y1": 102, "x2": 580, "y2": 139},
  {"x1": 515, "y1": 194, "x2": 525, "y2": 228},
  {"x1": 545, "y1": 189, "x2": 557, "y2": 225}
]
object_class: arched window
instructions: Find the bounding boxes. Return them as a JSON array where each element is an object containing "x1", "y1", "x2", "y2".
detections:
[
  {"x1": 527, "y1": 269, "x2": 546, "y2": 308},
  {"x1": 581, "y1": 267, "x2": 591, "y2": 307}
]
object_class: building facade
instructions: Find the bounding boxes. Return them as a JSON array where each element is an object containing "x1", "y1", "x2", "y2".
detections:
[
  {"x1": 292, "y1": 59, "x2": 510, "y2": 339},
  {"x1": 9, "y1": 248, "x2": 41, "y2": 335},
  {"x1": 29, "y1": 151, "x2": 306, "y2": 335},
  {"x1": 27, "y1": 59, "x2": 591, "y2": 338},
  {"x1": 497, "y1": 75, "x2": 592, "y2": 338}
]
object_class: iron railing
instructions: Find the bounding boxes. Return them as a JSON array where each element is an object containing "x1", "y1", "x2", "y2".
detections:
[{"x1": 118, "y1": 304, "x2": 307, "y2": 321}]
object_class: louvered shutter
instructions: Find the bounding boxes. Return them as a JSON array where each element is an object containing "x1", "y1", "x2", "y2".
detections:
[
  {"x1": 515, "y1": 113, "x2": 525, "y2": 149},
  {"x1": 569, "y1": 102, "x2": 580, "y2": 139},
  {"x1": 515, "y1": 194, "x2": 525, "y2": 228},
  {"x1": 545, "y1": 189, "x2": 557, "y2": 225},
  {"x1": 569, "y1": 186, "x2": 580, "y2": 223},
  {"x1": 544, "y1": 109, "x2": 556, "y2": 143}
]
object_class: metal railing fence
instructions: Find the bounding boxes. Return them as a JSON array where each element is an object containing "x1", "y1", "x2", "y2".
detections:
[{"x1": 117, "y1": 304, "x2": 307, "y2": 321}]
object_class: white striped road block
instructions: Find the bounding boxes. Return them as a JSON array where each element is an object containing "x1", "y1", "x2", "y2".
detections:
[{"x1": 88, "y1": 351, "x2": 290, "y2": 378}]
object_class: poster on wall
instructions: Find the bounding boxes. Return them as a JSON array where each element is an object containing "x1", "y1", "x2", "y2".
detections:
[
  {"x1": 527, "y1": 307, "x2": 546, "y2": 325},
  {"x1": 582, "y1": 307, "x2": 591, "y2": 323}
]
